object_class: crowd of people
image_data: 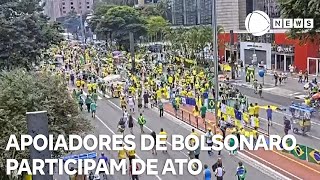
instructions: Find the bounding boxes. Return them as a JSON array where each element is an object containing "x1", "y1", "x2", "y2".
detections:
[{"x1": 46, "y1": 41, "x2": 263, "y2": 180}]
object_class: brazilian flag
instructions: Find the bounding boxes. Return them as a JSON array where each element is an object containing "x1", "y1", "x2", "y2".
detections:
[
  {"x1": 307, "y1": 147, "x2": 320, "y2": 164},
  {"x1": 208, "y1": 99, "x2": 215, "y2": 109},
  {"x1": 291, "y1": 144, "x2": 307, "y2": 160}
]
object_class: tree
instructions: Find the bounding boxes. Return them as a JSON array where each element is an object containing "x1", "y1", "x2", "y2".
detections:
[
  {"x1": 0, "y1": 69, "x2": 92, "y2": 180},
  {"x1": 0, "y1": 0, "x2": 63, "y2": 70},
  {"x1": 93, "y1": 6, "x2": 147, "y2": 50},
  {"x1": 146, "y1": 16, "x2": 169, "y2": 42},
  {"x1": 278, "y1": 0, "x2": 320, "y2": 43}
]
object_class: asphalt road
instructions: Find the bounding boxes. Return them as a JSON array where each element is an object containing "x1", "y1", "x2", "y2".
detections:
[{"x1": 89, "y1": 94, "x2": 288, "y2": 180}]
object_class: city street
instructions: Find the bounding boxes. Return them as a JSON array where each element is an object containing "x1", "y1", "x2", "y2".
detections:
[{"x1": 53, "y1": 91, "x2": 289, "y2": 180}]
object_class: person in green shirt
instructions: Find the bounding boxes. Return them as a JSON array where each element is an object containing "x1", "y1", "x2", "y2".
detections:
[
  {"x1": 90, "y1": 101, "x2": 97, "y2": 118},
  {"x1": 200, "y1": 104, "x2": 207, "y2": 122},
  {"x1": 92, "y1": 92, "x2": 98, "y2": 104},
  {"x1": 159, "y1": 100, "x2": 164, "y2": 117},
  {"x1": 138, "y1": 113, "x2": 146, "y2": 133},
  {"x1": 78, "y1": 96, "x2": 84, "y2": 111},
  {"x1": 85, "y1": 95, "x2": 92, "y2": 113}
]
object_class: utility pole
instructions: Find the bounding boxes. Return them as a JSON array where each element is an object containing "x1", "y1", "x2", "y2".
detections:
[
  {"x1": 212, "y1": 0, "x2": 219, "y2": 125},
  {"x1": 230, "y1": 30, "x2": 235, "y2": 79},
  {"x1": 129, "y1": 32, "x2": 135, "y2": 74}
]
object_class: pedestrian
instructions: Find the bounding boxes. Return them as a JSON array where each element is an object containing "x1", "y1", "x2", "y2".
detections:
[
  {"x1": 258, "y1": 84, "x2": 263, "y2": 98},
  {"x1": 90, "y1": 101, "x2": 97, "y2": 118},
  {"x1": 137, "y1": 95, "x2": 143, "y2": 112},
  {"x1": 212, "y1": 158, "x2": 223, "y2": 175},
  {"x1": 235, "y1": 161, "x2": 247, "y2": 180},
  {"x1": 118, "y1": 117, "x2": 126, "y2": 135},
  {"x1": 143, "y1": 91, "x2": 149, "y2": 108},
  {"x1": 126, "y1": 144, "x2": 136, "y2": 165},
  {"x1": 284, "y1": 116, "x2": 291, "y2": 135},
  {"x1": 203, "y1": 164, "x2": 212, "y2": 180},
  {"x1": 218, "y1": 117, "x2": 227, "y2": 139},
  {"x1": 78, "y1": 96, "x2": 84, "y2": 111},
  {"x1": 298, "y1": 70, "x2": 303, "y2": 83},
  {"x1": 159, "y1": 100, "x2": 164, "y2": 117},
  {"x1": 150, "y1": 131, "x2": 157, "y2": 155},
  {"x1": 128, "y1": 114, "x2": 134, "y2": 134},
  {"x1": 129, "y1": 163, "x2": 140, "y2": 180},
  {"x1": 118, "y1": 144, "x2": 127, "y2": 163},
  {"x1": 304, "y1": 69, "x2": 308, "y2": 82},
  {"x1": 274, "y1": 72, "x2": 278, "y2": 86},
  {"x1": 200, "y1": 103, "x2": 207, "y2": 124},
  {"x1": 159, "y1": 128, "x2": 168, "y2": 153},
  {"x1": 138, "y1": 113, "x2": 146, "y2": 133},
  {"x1": 254, "y1": 103, "x2": 259, "y2": 118},
  {"x1": 215, "y1": 164, "x2": 225, "y2": 180},
  {"x1": 85, "y1": 95, "x2": 92, "y2": 113},
  {"x1": 205, "y1": 128, "x2": 213, "y2": 156},
  {"x1": 194, "y1": 142, "x2": 201, "y2": 159},
  {"x1": 266, "y1": 105, "x2": 272, "y2": 126}
]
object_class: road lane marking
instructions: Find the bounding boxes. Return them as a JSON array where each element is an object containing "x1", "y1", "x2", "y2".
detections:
[
  {"x1": 95, "y1": 115, "x2": 162, "y2": 180},
  {"x1": 156, "y1": 107, "x2": 292, "y2": 180},
  {"x1": 272, "y1": 150, "x2": 320, "y2": 175},
  {"x1": 99, "y1": 90, "x2": 320, "y2": 178},
  {"x1": 106, "y1": 99, "x2": 189, "y2": 158},
  {"x1": 243, "y1": 151, "x2": 303, "y2": 180}
]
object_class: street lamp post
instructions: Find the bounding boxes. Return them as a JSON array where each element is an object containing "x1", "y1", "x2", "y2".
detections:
[{"x1": 212, "y1": 0, "x2": 219, "y2": 126}]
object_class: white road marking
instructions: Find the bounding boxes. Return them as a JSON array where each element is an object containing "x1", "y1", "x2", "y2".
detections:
[
  {"x1": 95, "y1": 115, "x2": 162, "y2": 180},
  {"x1": 106, "y1": 99, "x2": 189, "y2": 158},
  {"x1": 153, "y1": 107, "x2": 293, "y2": 180}
]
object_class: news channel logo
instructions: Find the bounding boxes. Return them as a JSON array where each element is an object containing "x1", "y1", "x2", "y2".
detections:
[{"x1": 245, "y1": 10, "x2": 314, "y2": 36}]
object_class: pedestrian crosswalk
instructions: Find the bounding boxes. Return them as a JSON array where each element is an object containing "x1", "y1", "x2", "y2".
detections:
[{"x1": 233, "y1": 82, "x2": 307, "y2": 99}]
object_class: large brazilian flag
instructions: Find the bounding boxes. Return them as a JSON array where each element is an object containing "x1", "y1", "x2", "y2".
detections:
[
  {"x1": 290, "y1": 144, "x2": 307, "y2": 160},
  {"x1": 307, "y1": 147, "x2": 320, "y2": 165}
]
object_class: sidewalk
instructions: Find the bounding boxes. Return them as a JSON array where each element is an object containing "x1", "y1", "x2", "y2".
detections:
[{"x1": 163, "y1": 103, "x2": 320, "y2": 180}]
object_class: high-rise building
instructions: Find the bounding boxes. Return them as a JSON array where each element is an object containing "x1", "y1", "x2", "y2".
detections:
[
  {"x1": 171, "y1": 0, "x2": 240, "y2": 31},
  {"x1": 44, "y1": 0, "x2": 94, "y2": 21}
]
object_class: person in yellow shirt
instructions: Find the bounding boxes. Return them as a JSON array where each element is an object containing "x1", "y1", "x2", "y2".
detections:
[
  {"x1": 248, "y1": 103, "x2": 254, "y2": 117},
  {"x1": 87, "y1": 83, "x2": 92, "y2": 94},
  {"x1": 190, "y1": 128, "x2": 199, "y2": 145},
  {"x1": 92, "y1": 82, "x2": 97, "y2": 93},
  {"x1": 76, "y1": 79, "x2": 81, "y2": 88},
  {"x1": 126, "y1": 144, "x2": 136, "y2": 165},
  {"x1": 118, "y1": 144, "x2": 127, "y2": 163},
  {"x1": 80, "y1": 80, "x2": 85, "y2": 89},
  {"x1": 159, "y1": 128, "x2": 168, "y2": 153},
  {"x1": 254, "y1": 103, "x2": 260, "y2": 117}
]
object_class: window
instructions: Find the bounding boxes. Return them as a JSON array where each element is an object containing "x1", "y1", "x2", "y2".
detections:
[
  {"x1": 87, "y1": 2, "x2": 90, "y2": 4},
  {"x1": 79, "y1": 6, "x2": 81, "y2": 9},
  {"x1": 87, "y1": 6, "x2": 90, "y2": 9},
  {"x1": 62, "y1": 2, "x2": 65, "y2": 5},
  {"x1": 63, "y1": 11, "x2": 66, "y2": 14},
  {"x1": 62, "y1": 6, "x2": 65, "y2": 9},
  {"x1": 71, "y1": 6, "x2": 74, "y2": 9},
  {"x1": 79, "y1": 2, "x2": 81, "y2": 5},
  {"x1": 70, "y1": 2, "x2": 73, "y2": 5}
]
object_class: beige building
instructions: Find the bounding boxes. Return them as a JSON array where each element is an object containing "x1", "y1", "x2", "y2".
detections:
[{"x1": 44, "y1": 0, "x2": 94, "y2": 20}]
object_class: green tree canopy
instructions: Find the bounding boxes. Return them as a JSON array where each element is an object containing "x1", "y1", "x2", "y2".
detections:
[
  {"x1": 278, "y1": 0, "x2": 320, "y2": 43},
  {"x1": 146, "y1": 15, "x2": 169, "y2": 40},
  {"x1": 0, "y1": 0, "x2": 63, "y2": 70},
  {"x1": 92, "y1": 6, "x2": 147, "y2": 50},
  {"x1": 0, "y1": 69, "x2": 91, "y2": 179}
]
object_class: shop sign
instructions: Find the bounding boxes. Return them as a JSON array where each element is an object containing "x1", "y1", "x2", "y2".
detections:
[{"x1": 274, "y1": 45, "x2": 295, "y2": 53}]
